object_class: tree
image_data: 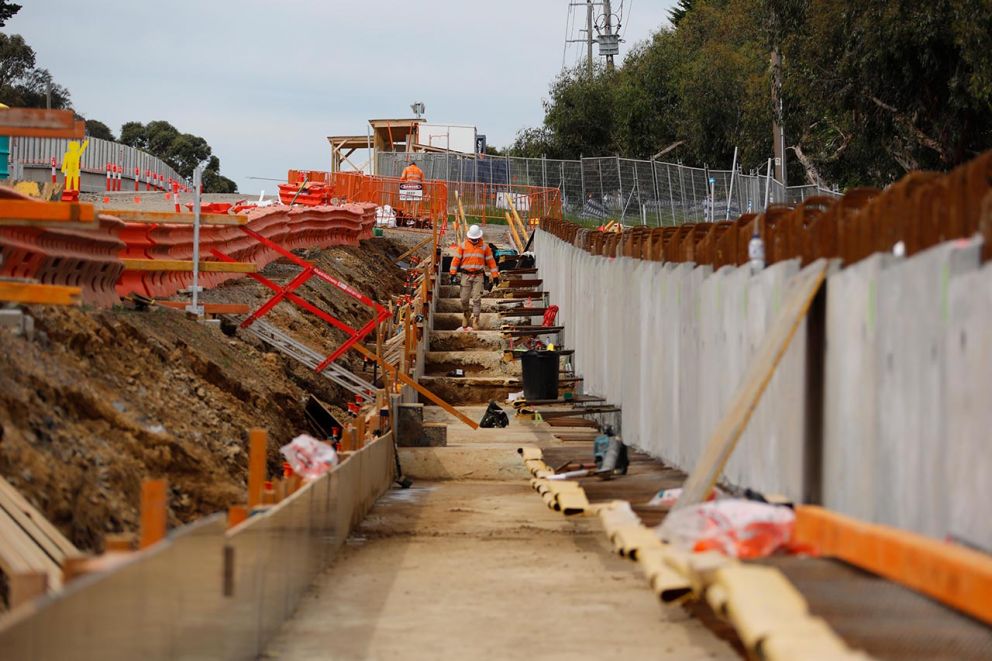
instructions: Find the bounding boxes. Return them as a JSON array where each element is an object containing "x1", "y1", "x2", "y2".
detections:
[
  {"x1": 84, "y1": 119, "x2": 114, "y2": 141},
  {"x1": 0, "y1": 33, "x2": 33, "y2": 90},
  {"x1": 512, "y1": 0, "x2": 992, "y2": 189},
  {"x1": 668, "y1": 0, "x2": 695, "y2": 26},
  {"x1": 542, "y1": 67, "x2": 617, "y2": 157},
  {"x1": 119, "y1": 120, "x2": 237, "y2": 191},
  {"x1": 785, "y1": 0, "x2": 992, "y2": 185},
  {"x1": 119, "y1": 121, "x2": 147, "y2": 149},
  {"x1": 0, "y1": 33, "x2": 71, "y2": 109},
  {"x1": 508, "y1": 127, "x2": 555, "y2": 158},
  {"x1": 0, "y1": 1, "x2": 21, "y2": 27},
  {"x1": 201, "y1": 155, "x2": 238, "y2": 193}
]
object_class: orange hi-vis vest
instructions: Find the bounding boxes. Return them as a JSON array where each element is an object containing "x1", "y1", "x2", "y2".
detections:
[
  {"x1": 450, "y1": 239, "x2": 498, "y2": 276},
  {"x1": 400, "y1": 164, "x2": 424, "y2": 182}
]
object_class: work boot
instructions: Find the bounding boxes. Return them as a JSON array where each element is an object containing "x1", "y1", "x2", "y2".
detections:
[
  {"x1": 462, "y1": 313, "x2": 472, "y2": 329},
  {"x1": 471, "y1": 315, "x2": 481, "y2": 330}
]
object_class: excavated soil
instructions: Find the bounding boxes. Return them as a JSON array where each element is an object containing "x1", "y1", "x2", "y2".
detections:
[{"x1": 0, "y1": 235, "x2": 418, "y2": 552}]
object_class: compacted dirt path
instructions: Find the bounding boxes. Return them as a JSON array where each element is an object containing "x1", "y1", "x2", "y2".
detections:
[
  {"x1": 264, "y1": 479, "x2": 735, "y2": 660},
  {"x1": 265, "y1": 239, "x2": 735, "y2": 660}
]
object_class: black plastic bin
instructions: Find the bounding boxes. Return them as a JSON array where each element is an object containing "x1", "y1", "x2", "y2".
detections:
[{"x1": 521, "y1": 350, "x2": 560, "y2": 401}]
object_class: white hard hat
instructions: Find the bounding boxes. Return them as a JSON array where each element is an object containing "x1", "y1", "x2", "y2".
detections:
[{"x1": 467, "y1": 224, "x2": 483, "y2": 240}]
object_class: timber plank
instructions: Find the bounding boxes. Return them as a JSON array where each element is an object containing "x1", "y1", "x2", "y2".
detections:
[
  {"x1": 0, "y1": 199, "x2": 95, "y2": 225},
  {"x1": 0, "y1": 478, "x2": 78, "y2": 559},
  {"x1": 0, "y1": 282, "x2": 81, "y2": 306},
  {"x1": 121, "y1": 259, "x2": 256, "y2": 273},
  {"x1": 103, "y1": 209, "x2": 247, "y2": 226}
]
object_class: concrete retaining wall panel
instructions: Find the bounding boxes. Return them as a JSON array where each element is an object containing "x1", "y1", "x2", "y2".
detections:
[
  {"x1": 945, "y1": 262, "x2": 992, "y2": 551},
  {"x1": 536, "y1": 231, "x2": 810, "y2": 499},
  {"x1": 539, "y1": 229, "x2": 990, "y2": 541},
  {"x1": 875, "y1": 241, "x2": 980, "y2": 537}
]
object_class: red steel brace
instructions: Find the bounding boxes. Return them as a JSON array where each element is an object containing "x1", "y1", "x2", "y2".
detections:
[{"x1": 211, "y1": 227, "x2": 389, "y2": 372}]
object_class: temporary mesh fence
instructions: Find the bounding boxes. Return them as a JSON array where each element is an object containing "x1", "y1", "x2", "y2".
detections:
[{"x1": 378, "y1": 151, "x2": 839, "y2": 227}]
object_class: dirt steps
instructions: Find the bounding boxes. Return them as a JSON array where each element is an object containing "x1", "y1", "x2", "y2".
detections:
[
  {"x1": 435, "y1": 298, "x2": 504, "y2": 313},
  {"x1": 438, "y1": 285, "x2": 544, "y2": 299},
  {"x1": 419, "y1": 375, "x2": 520, "y2": 405},
  {"x1": 425, "y1": 351, "x2": 521, "y2": 377},
  {"x1": 429, "y1": 330, "x2": 504, "y2": 351},
  {"x1": 433, "y1": 312, "x2": 501, "y2": 330}
]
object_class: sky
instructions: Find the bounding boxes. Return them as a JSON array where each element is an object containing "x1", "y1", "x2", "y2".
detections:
[{"x1": 10, "y1": 1, "x2": 677, "y2": 194}]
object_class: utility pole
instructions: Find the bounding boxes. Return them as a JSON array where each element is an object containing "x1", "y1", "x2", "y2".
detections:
[
  {"x1": 586, "y1": 0, "x2": 594, "y2": 75},
  {"x1": 770, "y1": 48, "x2": 787, "y2": 187},
  {"x1": 768, "y1": 3, "x2": 787, "y2": 187},
  {"x1": 602, "y1": 0, "x2": 615, "y2": 72},
  {"x1": 566, "y1": 2, "x2": 597, "y2": 76}
]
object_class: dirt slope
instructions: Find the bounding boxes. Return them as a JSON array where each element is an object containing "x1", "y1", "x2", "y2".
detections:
[{"x1": 0, "y1": 236, "x2": 415, "y2": 551}]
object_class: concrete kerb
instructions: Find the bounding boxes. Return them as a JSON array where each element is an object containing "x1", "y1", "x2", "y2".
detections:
[{"x1": 0, "y1": 434, "x2": 396, "y2": 659}]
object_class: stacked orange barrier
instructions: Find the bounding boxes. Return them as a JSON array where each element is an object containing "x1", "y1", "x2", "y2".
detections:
[
  {"x1": 0, "y1": 214, "x2": 126, "y2": 307},
  {"x1": 112, "y1": 202, "x2": 378, "y2": 299}
]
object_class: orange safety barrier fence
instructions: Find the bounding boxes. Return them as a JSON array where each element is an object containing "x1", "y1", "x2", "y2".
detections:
[{"x1": 283, "y1": 169, "x2": 449, "y2": 227}]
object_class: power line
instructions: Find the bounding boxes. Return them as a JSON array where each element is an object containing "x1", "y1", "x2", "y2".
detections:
[
  {"x1": 562, "y1": 0, "x2": 573, "y2": 70},
  {"x1": 621, "y1": 0, "x2": 632, "y2": 40}
]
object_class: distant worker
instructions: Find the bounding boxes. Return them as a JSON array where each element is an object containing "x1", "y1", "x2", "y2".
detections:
[
  {"x1": 60, "y1": 139, "x2": 89, "y2": 193},
  {"x1": 450, "y1": 224, "x2": 499, "y2": 330},
  {"x1": 400, "y1": 160, "x2": 424, "y2": 182}
]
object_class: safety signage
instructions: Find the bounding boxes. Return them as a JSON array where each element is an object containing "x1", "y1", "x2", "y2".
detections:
[{"x1": 399, "y1": 182, "x2": 423, "y2": 201}]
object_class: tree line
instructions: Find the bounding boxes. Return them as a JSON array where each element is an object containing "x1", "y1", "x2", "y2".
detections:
[
  {"x1": 509, "y1": 0, "x2": 991, "y2": 189},
  {"x1": 0, "y1": 2, "x2": 237, "y2": 192}
]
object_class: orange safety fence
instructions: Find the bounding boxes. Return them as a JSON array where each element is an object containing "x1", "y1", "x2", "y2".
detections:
[{"x1": 282, "y1": 170, "x2": 449, "y2": 227}]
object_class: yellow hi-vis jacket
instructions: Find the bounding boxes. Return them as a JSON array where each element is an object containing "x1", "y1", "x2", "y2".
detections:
[{"x1": 450, "y1": 239, "x2": 498, "y2": 277}]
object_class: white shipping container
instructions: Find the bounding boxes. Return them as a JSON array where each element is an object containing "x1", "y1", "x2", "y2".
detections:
[{"x1": 417, "y1": 123, "x2": 477, "y2": 153}]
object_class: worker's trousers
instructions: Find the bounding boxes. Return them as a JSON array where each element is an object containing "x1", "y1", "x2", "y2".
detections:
[{"x1": 460, "y1": 273, "x2": 485, "y2": 317}]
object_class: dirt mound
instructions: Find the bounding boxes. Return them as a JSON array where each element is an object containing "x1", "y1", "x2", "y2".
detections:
[{"x1": 0, "y1": 237, "x2": 414, "y2": 551}]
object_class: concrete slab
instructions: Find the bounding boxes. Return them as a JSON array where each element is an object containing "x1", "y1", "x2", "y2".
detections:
[
  {"x1": 399, "y1": 445, "x2": 530, "y2": 480},
  {"x1": 264, "y1": 481, "x2": 736, "y2": 661}
]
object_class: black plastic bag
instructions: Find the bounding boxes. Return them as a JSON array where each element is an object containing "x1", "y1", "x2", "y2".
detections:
[{"x1": 479, "y1": 401, "x2": 509, "y2": 428}]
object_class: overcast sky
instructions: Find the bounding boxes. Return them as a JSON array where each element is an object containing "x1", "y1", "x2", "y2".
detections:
[{"x1": 11, "y1": 1, "x2": 677, "y2": 193}]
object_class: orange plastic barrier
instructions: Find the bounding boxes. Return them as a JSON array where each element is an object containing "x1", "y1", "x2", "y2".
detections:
[
  {"x1": 113, "y1": 202, "x2": 378, "y2": 299},
  {"x1": 280, "y1": 169, "x2": 449, "y2": 227}
]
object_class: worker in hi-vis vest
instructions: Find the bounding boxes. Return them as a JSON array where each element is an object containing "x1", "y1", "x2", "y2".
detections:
[
  {"x1": 449, "y1": 224, "x2": 499, "y2": 330},
  {"x1": 400, "y1": 160, "x2": 424, "y2": 182}
]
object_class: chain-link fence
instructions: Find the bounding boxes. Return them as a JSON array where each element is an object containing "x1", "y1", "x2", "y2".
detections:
[{"x1": 378, "y1": 151, "x2": 839, "y2": 226}]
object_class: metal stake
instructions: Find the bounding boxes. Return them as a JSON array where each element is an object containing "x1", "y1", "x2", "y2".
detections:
[{"x1": 186, "y1": 164, "x2": 205, "y2": 317}]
